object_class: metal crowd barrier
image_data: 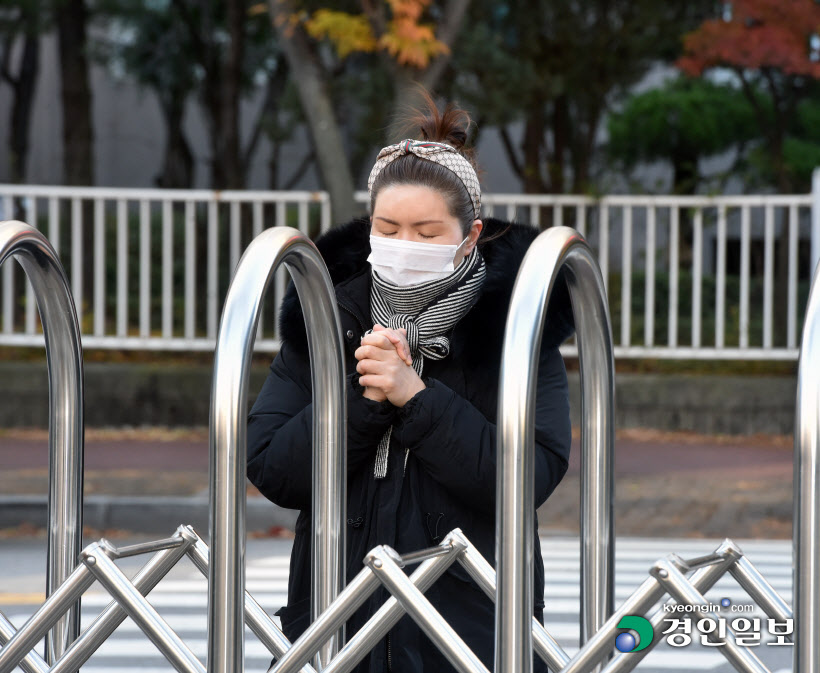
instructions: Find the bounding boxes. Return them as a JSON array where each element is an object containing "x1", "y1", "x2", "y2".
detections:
[
  {"x1": 0, "y1": 220, "x2": 817, "y2": 673},
  {"x1": 496, "y1": 226, "x2": 615, "y2": 673},
  {"x1": 0, "y1": 221, "x2": 84, "y2": 665},
  {"x1": 207, "y1": 227, "x2": 347, "y2": 672},
  {"x1": 793, "y1": 256, "x2": 820, "y2": 673}
]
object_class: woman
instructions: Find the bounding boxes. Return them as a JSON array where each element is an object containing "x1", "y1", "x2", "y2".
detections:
[{"x1": 247, "y1": 98, "x2": 574, "y2": 673}]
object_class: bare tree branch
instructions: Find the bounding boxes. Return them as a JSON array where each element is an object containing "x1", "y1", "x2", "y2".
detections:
[
  {"x1": 360, "y1": 0, "x2": 388, "y2": 40},
  {"x1": 284, "y1": 150, "x2": 316, "y2": 189},
  {"x1": 419, "y1": 0, "x2": 470, "y2": 89},
  {"x1": 499, "y1": 125, "x2": 523, "y2": 179},
  {"x1": 0, "y1": 37, "x2": 17, "y2": 86},
  {"x1": 734, "y1": 67, "x2": 769, "y2": 138},
  {"x1": 241, "y1": 62, "x2": 288, "y2": 173}
]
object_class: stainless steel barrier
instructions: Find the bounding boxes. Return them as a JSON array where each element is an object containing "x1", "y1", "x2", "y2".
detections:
[
  {"x1": 0, "y1": 220, "x2": 84, "y2": 664},
  {"x1": 0, "y1": 529, "x2": 796, "y2": 673},
  {"x1": 794, "y1": 259, "x2": 820, "y2": 673},
  {"x1": 207, "y1": 227, "x2": 347, "y2": 673},
  {"x1": 2, "y1": 221, "x2": 817, "y2": 673},
  {"x1": 0, "y1": 525, "x2": 316, "y2": 673},
  {"x1": 496, "y1": 226, "x2": 615, "y2": 673}
]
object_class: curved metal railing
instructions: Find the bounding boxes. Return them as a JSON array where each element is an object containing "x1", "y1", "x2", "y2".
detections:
[
  {"x1": 207, "y1": 226, "x2": 347, "y2": 673},
  {"x1": 496, "y1": 226, "x2": 615, "y2": 673},
  {"x1": 0, "y1": 220, "x2": 84, "y2": 663}
]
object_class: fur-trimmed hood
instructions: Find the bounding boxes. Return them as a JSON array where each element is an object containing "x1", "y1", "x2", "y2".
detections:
[{"x1": 278, "y1": 216, "x2": 575, "y2": 360}]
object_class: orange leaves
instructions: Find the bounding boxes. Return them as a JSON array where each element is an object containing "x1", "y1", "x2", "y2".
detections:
[
  {"x1": 386, "y1": 0, "x2": 426, "y2": 22},
  {"x1": 302, "y1": 1, "x2": 448, "y2": 68},
  {"x1": 380, "y1": 16, "x2": 450, "y2": 68},
  {"x1": 678, "y1": 0, "x2": 820, "y2": 78}
]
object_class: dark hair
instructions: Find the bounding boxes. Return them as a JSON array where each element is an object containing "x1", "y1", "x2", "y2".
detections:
[{"x1": 370, "y1": 90, "x2": 480, "y2": 236}]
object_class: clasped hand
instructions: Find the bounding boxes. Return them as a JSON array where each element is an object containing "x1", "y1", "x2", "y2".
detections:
[{"x1": 354, "y1": 324, "x2": 425, "y2": 407}]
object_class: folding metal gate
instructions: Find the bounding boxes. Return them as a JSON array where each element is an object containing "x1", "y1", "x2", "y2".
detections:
[{"x1": 0, "y1": 219, "x2": 816, "y2": 673}]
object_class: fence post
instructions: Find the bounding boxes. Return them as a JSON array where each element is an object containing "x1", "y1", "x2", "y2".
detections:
[{"x1": 812, "y1": 167, "x2": 820, "y2": 276}]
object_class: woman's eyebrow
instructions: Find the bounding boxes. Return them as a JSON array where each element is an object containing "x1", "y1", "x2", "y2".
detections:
[{"x1": 374, "y1": 216, "x2": 444, "y2": 226}]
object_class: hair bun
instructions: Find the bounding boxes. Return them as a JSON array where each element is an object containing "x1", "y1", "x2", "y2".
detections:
[
  {"x1": 418, "y1": 105, "x2": 469, "y2": 150},
  {"x1": 403, "y1": 87, "x2": 476, "y2": 161}
]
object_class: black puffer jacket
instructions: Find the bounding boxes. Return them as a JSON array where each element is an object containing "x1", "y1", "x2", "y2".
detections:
[{"x1": 247, "y1": 216, "x2": 575, "y2": 673}]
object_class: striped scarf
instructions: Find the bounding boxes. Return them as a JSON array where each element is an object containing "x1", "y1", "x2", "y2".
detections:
[{"x1": 369, "y1": 249, "x2": 487, "y2": 478}]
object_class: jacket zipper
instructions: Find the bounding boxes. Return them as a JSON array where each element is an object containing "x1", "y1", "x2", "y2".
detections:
[{"x1": 342, "y1": 294, "x2": 393, "y2": 673}]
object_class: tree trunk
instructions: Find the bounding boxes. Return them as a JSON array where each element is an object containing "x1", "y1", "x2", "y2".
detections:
[
  {"x1": 156, "y1": 93, "x2": 194, "y2": 188},
  {"x1": 6, "y1": 32, "x2": 39, "y2": 186},
  {"x1": 671, "y1": 148, "x2": 700, "y2": 266},
  {"x1": 1, "y1": 3, "x2": 40, "y2": 226},
  {"x1": 770, "y1": 132, "x2": 791, "y2": 347},
  {"x1": 571, "y1": 105, "x2": 602, "y2": 196},
  {"x1": 55, "y1": 0, "x2": 94, "y2": 319},
  {"x1": 55, "y1": 0, "x2": 94, "y2": 186},
  {"x1": 522, "y1": 102, "x2": 547, "y2": 193},
  {"x1": 549, "y1": 94, "x2": 568, "y2": 195},
  {"x1": 521, "y1": 96, "x2": 550, "y2": 225},
  {"x1": 268, "y1": 0, "x2": 356, "y2": 224},
  {"x1": 219, "y1": 0, "x2": 245, "y2": 189}
]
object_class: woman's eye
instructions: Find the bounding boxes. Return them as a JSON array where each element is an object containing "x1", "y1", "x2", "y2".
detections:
[
  {"x1": 380, "y1": 231, "x2": 397, "y2": 236},
  {"x1": 418, "y1": 233, "x2": 436, "y2": 240}
]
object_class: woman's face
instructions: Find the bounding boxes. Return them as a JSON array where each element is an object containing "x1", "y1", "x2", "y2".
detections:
[{"x1": 370, "y1": 184, "x2": 482, "y2": 266}]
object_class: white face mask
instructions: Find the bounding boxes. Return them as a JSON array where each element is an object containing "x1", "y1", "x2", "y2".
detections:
[{"x1": 367, "y1": 234, "x2": 470, "y2": 286}]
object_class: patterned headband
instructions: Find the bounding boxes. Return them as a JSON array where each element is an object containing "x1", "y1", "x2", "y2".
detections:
[{"x1": 367, "y1": 139, "x2": 481, "y2": 219}]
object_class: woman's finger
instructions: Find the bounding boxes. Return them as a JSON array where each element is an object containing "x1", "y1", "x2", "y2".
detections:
[
  {"x1": 357, "y1": 358, "x2": 382, "y2": 375},
  {"x1": 355, "y1": 344, "x2": 392, "y2": 362},
  {"x1": 361, "y1": 333, "x2": 412, "y2": 365},
  {"x1": 358, "y1": 374, "x2": 388, "y2": 390},
  {"x1": 387, "y1": 331, "x2": 412, "y2": 366},
  {"x1": 367, "y1": 326, "x2": 412, "y2": 365},
  {"x1": 356, "y1": 357, "x2": 390, "y2": 376},
  {"x1": 360, "y1": 332, "x2": 394, "y2": 351}
]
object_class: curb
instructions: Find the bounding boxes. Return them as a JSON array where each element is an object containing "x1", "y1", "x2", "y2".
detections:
[{"x1": 0, "y1": 495, "x2": 298, "y2": 534}]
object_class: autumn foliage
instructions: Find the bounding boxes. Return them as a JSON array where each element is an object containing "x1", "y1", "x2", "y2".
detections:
[
  {"x1": 304, "y1": 0, "x2": 448, "y2": 68},
  {"x1": 677, "y1": 0, "x2": 820, "y2": 77}
]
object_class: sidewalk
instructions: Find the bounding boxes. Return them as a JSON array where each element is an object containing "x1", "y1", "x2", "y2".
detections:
[{"x1": 0, "y1": 427, "x2": 793, "y2": 539}]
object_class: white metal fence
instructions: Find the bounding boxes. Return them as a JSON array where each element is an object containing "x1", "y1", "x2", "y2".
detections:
[
  {"x1": 0, "y1": 185, "x2": 329, "y2": 351},
  {"x1": 1, "y1": 182, "x2": 819, "y2": 359}
]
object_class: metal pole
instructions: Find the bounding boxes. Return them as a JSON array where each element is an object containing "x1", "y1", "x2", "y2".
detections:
[
  {"x1": 811, "y1": 167, "x2": 820, "y2": 276},
  {"x1": 365, "y1": 547, "x2": 490, "y2": 673},
  {"x1": 729, "y1": 556, "x2": 793, "y2": 626},
  {"x1": 794, "y1": 257, "x2": 820, "y2": 673},
  {"x1": 184, "y1": 532, "x2": 316, "y2": 671},
  {"x1": 81, "y1": 545, "x2": 205, "y2": 673},
  {"x1": 0, "y1": 564, "x2": 94, "y2": 673},
  {"x1": 650, "y1": 560, "x2": 770, "y2": 673},
  {"x1": 323, "y1": 532, "x2": 465, "y2": 673},
  {"x1": 0, "y1": 220, "x2": 83, "y2": 664},
  {"x1": 50, "y1": 528, "x2": 196, "y2": 673},
  {"x1": 0, "y1": 612, "x2": 50, "y2": 673},
  {"x1": 496, "y1": 226, "x2": 615, "y2": 673},
  {"x1": 208, "y1": 227, "x2": 346, "y2": 673},
  {"x1": 271, "y1": 568, "x2": 380, "y2": 673},
  {"x1": 454, "y1": 534, "x2": 570, "y2": 672},
  {"x1": 601, "y1": 539, "x2": 742, "y2": 673}
]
